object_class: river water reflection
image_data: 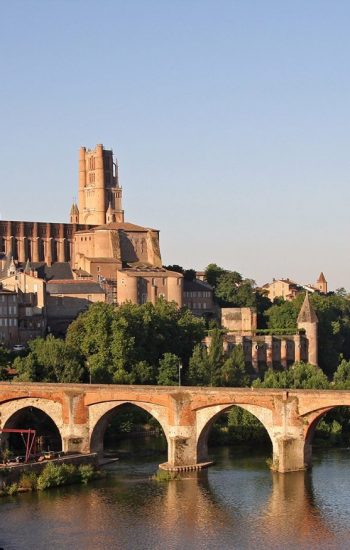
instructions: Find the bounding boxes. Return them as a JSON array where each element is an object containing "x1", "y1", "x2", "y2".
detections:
[{"x1": 1, "y1": 445, "x2": 350, "y2": 550}]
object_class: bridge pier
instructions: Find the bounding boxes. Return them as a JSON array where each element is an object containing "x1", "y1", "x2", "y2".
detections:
[
  {"x1": 273, "y1": 435, "x2": 307, "y2": 473},
  {"x1": 162, "y1": 426, "x2": 200, "y2": 470},
  {"x1": 62, "y1": 432, "x2": 90, "y2": 455}
]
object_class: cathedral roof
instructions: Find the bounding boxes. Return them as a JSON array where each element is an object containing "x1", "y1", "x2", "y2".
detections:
[
  {"x1": 17, "y1": 262, "x2": 74, "y2": 281},
  {"x1": 122, "y1": 265, "x2": 182, "y2": 277},
  {"x1": 75, "y1": 222, "x2": 158, "y2": 233},
  {"x1": 297, "y1": 293, "x2": 318, "y2": 324}
]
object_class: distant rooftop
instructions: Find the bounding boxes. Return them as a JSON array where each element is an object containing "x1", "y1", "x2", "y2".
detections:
[{"x1": 46, "y1": 280, "x2": 105, "y2": 295}]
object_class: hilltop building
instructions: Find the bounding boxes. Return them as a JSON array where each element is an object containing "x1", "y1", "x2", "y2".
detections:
[{"x1": 263, "y1": 273, "x2": 328, "y2": 302}]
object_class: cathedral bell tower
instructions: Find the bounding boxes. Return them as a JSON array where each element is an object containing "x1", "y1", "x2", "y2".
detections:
[{"x1": 76, "y1": 144, "x2": 125, "y2": 225}]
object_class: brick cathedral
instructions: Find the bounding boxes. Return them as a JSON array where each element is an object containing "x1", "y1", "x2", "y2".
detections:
[{"x1": 0, "y1": 144, "x2": 183, "y2": 307}]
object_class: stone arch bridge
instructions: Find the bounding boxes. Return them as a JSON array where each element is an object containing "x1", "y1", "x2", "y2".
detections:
[{"x1": 1, "y1": 383, "x2": 349, "y2": 473}]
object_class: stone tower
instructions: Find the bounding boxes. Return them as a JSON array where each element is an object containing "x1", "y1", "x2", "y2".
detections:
[
  {"x1": 77, "y1": 144, "x2": 124, "y2": 225},
  {"x1": 315, "y1": 272, "x2": 327, "y2": 294},
  {"x1": 297, "y1": 293, "x2": 318, "y2": 366}
]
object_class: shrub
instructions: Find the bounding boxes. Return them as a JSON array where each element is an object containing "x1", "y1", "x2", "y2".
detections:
[
  {"x1": 78, "y1": 464, "x2": 94, "y2": 484},
  {"x1": 37, "y1": 462, "x2": 78, "y2": 490},
  {"x1": 7, "y1": 483, "x2": 18, "y2": 496},
  {"x1": 1, "y1": 448, "x2": 11, "y2": 464},
  {"x1": 19, "y1": 472, "x2": 38, "y2": 491}
]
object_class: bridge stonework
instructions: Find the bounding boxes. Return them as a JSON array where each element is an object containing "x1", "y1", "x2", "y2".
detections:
[{"x1": 1, "y1": 383, "x2": 350, "y2": 473}]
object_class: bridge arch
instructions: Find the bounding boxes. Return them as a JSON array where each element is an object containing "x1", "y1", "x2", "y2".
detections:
[
  {"x1": 0, "y1": 398, "x2": 64, "y2": 453},
  {"x1": 89, "y1": 400, "x2": 170, "y2": 457},
  {"x1": 196, "y1": 403, "x2": 275, "y2": 465},
  {"x1": 303, "y1": 404, "x2": 350, "y2": 466}
]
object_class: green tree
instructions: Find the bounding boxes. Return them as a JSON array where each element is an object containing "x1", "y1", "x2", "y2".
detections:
[
  {"x1": 220, "y1": 345, "x2": 250, "y2": 387},
  {"x1": 188, "y1": 329, "x2": 223, "y2": 386},
  {"x1": 188, "y1": 344, "x2": 209, "y2": 386},
  {"x1": 184, "y1": 269, "x2": 196, "y2": 281},
  {"x1": 204, "y1": 264, "x2": 271, "y2": 319},
  {"x1": 163, "y1": 264, "x2": 184, "y2": 274},
  {"x1": 253, "y1": 362, "x2": 329, "y2": 389},
  {"x1": 333, "y1": 359, "x2": 350, "y2": 389},
  {"x1": 204, "y1": 263, "x2": 227, "y2": 288},
  {"x1": 157, "y1": 353, "x2": 180, "y2": 385},
  {"x1": 0, "y1": 346, "x2": 10, "y2": 380},
  {"x1": 310, "y1": 293, "x2": 350, "y2": 376},
  {"x1": 129, "y1": 361, "x2": 154, "y2": 385},
  {"x1": 13, "y1": 335, "x2": 83, "y2": 383},
  {"x1": 264, "y1": 298, "x2": 301, "y2": 331},
  {"x1": 66, "y1": 299, "x2": 205, "y2": 384}
]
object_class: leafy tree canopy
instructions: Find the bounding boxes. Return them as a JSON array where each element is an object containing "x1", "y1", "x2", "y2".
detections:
[
  {"x1": 13, "y1": 335, "x2": 83, "y2": 383},
  {"x1": 204, "y1": 263, "x2": 272, "y2": 322},
  {"x1": 253, "y1": 362, "x2": 329, "y2": 389},
  {"x1": 13, "y1": 300, "x2": 205, "y2": 385},
  {"x1": 333, "y1": 358, "x2": 350, "y2": 389},
  {"x1": 164, "y1": 265, "x2": 196, "y2": 281},
  {"x1": 66, "y1": 299, "x2": 205, "y2": 384},
  {"x1": 189, "y1": 331, "x2": 252, "y2": 388},
  {"x1": 157, "y1": 353, "x2": 181, "y2": 386}
]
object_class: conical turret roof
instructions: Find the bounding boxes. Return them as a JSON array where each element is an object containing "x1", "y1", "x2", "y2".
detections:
[
  {"x1": 297, "y1": 293, "x2": 318, "y2": 323},
  {"x1": 317, "y1": 272, "x2": 326, "y2": 283},
  {"x1": 70, "y1": 202, "x2": 79, "y2": 215}
]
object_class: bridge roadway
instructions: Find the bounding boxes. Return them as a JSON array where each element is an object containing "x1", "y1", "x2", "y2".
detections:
[{"x1": 1, "y1": 383, "x2": 350, "y2": 473}]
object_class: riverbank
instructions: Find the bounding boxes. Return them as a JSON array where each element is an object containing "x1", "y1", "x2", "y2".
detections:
[{"x1": 0, "y1": 453, "x2": 100, "y2": 496}]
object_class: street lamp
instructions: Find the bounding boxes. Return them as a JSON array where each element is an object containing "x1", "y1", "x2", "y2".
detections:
[{"x1": 178, "y1": 362, "x2": 183, "y2": 387}]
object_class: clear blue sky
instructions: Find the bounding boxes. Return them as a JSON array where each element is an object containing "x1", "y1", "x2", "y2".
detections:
[{"x1": 1, "y1": 1, "x2": 349, "y2": 290}]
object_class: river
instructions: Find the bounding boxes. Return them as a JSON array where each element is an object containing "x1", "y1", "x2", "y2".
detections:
[{"x1": 0, "y1": 441, "x2": 350, "y2": 550}]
